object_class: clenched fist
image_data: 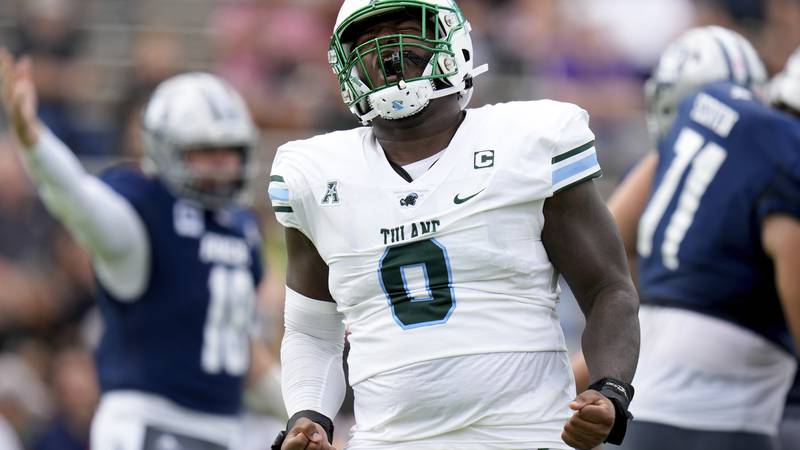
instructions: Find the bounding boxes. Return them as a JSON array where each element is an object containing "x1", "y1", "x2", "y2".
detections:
[
  {"x1": 562, "y1": 389, "x2": 615, "y2": 450},
  {"x1": 0, "y1": 48, "x2": 42, "y2": 149},
  {"x1": 281, "y1": 417, "x2": 338, "y2": 450}
]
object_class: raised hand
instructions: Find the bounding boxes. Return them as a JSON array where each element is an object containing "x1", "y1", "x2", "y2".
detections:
[
  {"x1": 0, "y1": 48, "x2": 41, "y2": 149},
  {"x1": 562, "y1": 389, "x2": 615, "y2": 450}
]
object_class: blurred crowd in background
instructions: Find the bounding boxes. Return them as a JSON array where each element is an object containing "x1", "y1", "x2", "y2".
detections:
[{"x1": 0, "y1": 0, "x2": 799, "y2": 448}]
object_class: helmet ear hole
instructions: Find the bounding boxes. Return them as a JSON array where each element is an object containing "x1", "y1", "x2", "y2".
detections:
[{"x1": 462, "y1": 49, "x2": 471, "y2": 62}]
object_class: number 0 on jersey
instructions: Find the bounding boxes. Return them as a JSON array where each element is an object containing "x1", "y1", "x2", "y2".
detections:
[{"x1": 378, "y1": 239, "x2": 456, "y2": 329}]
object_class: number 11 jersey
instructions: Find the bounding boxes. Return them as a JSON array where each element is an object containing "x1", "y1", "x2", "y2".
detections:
[{"x1": 638, "y1": 81, "x2": 800, "y2": 354}]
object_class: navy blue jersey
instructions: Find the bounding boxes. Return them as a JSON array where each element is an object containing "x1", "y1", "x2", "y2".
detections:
[
  {"x1": 95, "y1": 167, "x2": 263, "y2": 415},
  {"x1": 638, "y1": 81, "x2": 800, "y2": 354}
]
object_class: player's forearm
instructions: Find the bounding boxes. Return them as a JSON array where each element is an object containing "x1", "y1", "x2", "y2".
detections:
[
  {"x1": 775, "y1": 253, "x2": 800, "y2": 355},
  {"x1": 281, "y1": 288, "x2": 346, "y2": 419},
  {"x1": 23, "y1": 129, "x2": 150, "y2": 300},
  {"x1": 762, "y1": 215, "x2": 800, "y2": 357},
  {"x1": 24, "y1": 128, "x2": 146, "y2": 259},
  {"x1": 581, "y1": 283, "x2": 640, "y2": 383},
  {"x1": 281, "y1": 330, "x2": 346, "y2": 417},
  {"x1": 607, "y1": 154, "x2": 657, "y2": 289},
  {"x1": 24, "y1": 128, "x2": 88, "y2": 192}
]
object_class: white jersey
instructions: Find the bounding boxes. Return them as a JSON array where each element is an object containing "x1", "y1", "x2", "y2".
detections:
[
  {"x1": 631, "y1": 305, "x2": 797, "y2": 435},
  {"x1": 347, "y1": 351, "x2": 576, "y2": 449},
  {"x1": 269, "y1": 101, "x2": 601, "y2": 385}
]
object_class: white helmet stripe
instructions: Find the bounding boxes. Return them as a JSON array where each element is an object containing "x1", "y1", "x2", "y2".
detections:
[
  {"x1": 740, "y1": 35, "x2": 767, "y2": 85},
  {"x1": 733, "y1": 35, "x2": 752, "y2": 85},
  {"x1": 711, "y1": 27, "x2": 746, "y2": 84},
  {"x1": 710, "y1": 32, "x2": 735, "y2": 83}
]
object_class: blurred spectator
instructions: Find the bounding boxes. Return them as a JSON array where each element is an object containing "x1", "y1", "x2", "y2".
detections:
[
  {"x1": 211, "y1": 0, "x2": 350, "y2": 130},
  {"x1": 114, "y1": 31, "x2": 185, "y2": 159},
  {"x1": 130, "y1": 30, "x2": 183, "y2": 90},
  {"x1": 761, "y1": 0, "x2": 800, "y2": 74},
  {"x1": 10, "y1": 0, "x2": 113, "y2": 156},
  {"x1": 694, "y1": 0, "x2": 766, "y2": 31},
  {"x1": 0, "y1": 134, "x2": 94, "y2": 338},
  {"x1": 573, "y1": 0, "x2": 695, "y2": 71},
  {"x1": 0, "y1": 353, "x2": 53, "y2": 445},
  {"x1": 12, "y1": 0, "x2": 83, "y2": 59},
  {"x1": 31, "y1": 347, "x2": 98, "y2": 450}
]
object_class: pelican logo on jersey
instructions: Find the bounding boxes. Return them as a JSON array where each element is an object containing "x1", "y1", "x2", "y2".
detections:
[
  {"x1": 400, "y1": 192, "x2": 419, "y2": 207},
  {"x1": 474, "y1": 150, "x2": 495, "y2": 169},
  {"x1": 199, "y1": 232, "x2": 251, "y2": 266},
  {"x1": 321, "y1": 181, "x2": 341, "y2": 205},
  {"x1": 174, "y1": 200, "x2": 204, "y2": 238},
  {"x1": 380, "y1": 219, "x2": 441, "y2": 245}
]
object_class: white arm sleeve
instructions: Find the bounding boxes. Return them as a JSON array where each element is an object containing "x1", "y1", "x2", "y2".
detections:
[
  {"x1": 281, "y1": 287, "x2": 346, "y2": 419},
  {"x1": 23, "y1": 128, "x2": 150, "y2": 301}
]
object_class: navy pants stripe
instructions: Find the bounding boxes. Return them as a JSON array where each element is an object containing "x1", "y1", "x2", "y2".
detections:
[{"x1": 615, "y1": 420, "x2": 778, "y2": 450}]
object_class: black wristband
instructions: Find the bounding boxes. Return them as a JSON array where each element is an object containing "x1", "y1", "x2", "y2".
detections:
[
  {"x1": 271, "y1": 410, "x2": 335, "y2": 449},
  {"x1": 588, "y1": 378, "x2": 635, "y2": 445},
  {"x1": 270, "y1": 431, "x2": 287, "y2": 450}
]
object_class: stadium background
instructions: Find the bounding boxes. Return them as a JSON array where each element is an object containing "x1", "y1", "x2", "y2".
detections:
[{"x1": 0, "y1": 0, "x2": 798, "y2": 448}]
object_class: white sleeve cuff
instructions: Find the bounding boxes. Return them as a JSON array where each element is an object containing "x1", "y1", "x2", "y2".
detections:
[{"x1": 281, "y1": 288, "x2": 346, "y2": 419}]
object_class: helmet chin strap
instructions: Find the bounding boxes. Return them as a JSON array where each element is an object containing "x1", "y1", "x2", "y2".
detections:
[{"x1": 428, "y1": 63, "x2": 489, "y2": 101}]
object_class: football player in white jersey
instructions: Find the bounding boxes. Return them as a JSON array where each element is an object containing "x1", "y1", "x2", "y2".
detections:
[{"x1": 269, "y1": 1, "x2": 640, "y2": 449}]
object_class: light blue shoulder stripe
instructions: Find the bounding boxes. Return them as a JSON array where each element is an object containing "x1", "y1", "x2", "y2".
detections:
[
  {"x1": 553, "y1": 152, "x2": 599, "y2": 186},
  {"x1": 268, "y1": 187, "x2": 290, "y2": 202}
]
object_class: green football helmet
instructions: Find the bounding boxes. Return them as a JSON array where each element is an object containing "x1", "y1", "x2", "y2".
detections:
[{"x1": 329, "y1": 0, "x2": 488, "y2": 124}]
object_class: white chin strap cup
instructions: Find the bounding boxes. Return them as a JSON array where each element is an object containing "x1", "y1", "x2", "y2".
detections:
[
  {"x1": 362, "y1": 63, "x2": 490, "y2": 124},
  {"x1": 366, "y1": 78, "x2": 435, "y2": 122}
]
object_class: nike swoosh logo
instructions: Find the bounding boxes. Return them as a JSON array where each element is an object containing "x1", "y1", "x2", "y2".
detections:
[{"x1": 454, "y1": 189, "x2": 485, "y2": 205}]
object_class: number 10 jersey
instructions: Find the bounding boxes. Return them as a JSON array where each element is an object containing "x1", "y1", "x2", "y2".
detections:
[{"x1": 270, "y1": 101, "x2": 602, "y2": 384}]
